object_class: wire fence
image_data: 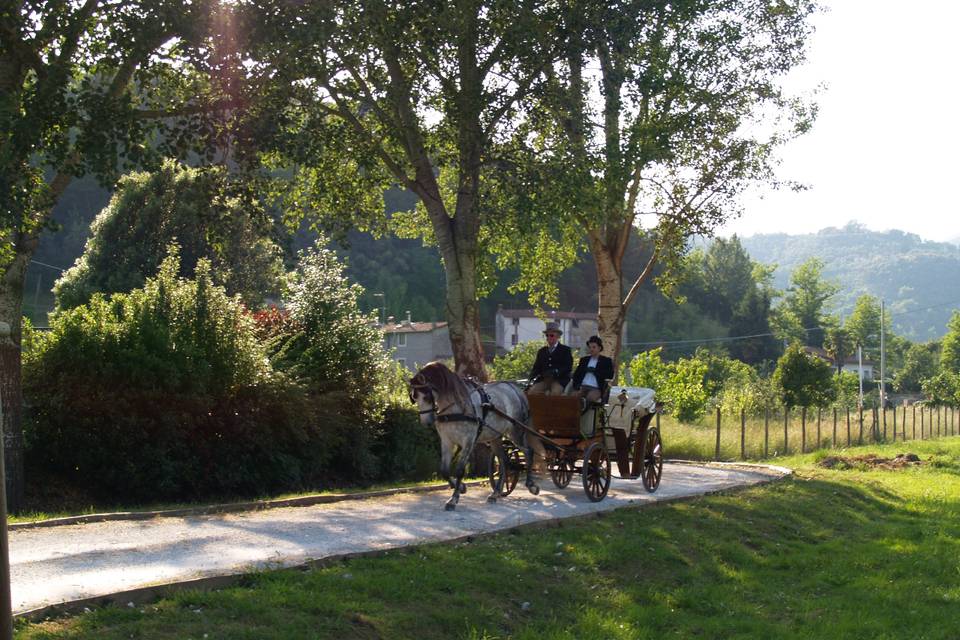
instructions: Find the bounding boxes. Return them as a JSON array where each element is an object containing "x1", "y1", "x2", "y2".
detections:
[{"x1": 655, "y1": 403, "x2": 960, "y2": 461}]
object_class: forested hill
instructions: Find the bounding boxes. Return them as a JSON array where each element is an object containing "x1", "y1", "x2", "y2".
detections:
[{"x1": 739, "y1": 222, "x2": 960, "y2": 341}]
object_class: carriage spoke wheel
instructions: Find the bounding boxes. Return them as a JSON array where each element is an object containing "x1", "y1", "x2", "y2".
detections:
[
  {"x1": 581, "y1": 442, "x2": 611, "y2": 502},
  {"x1": 550, "y1": 456, "x2": 574, "y2": 489},
  {"x1": 641, "y1": 427, "x2": 664, "y2": 493}
]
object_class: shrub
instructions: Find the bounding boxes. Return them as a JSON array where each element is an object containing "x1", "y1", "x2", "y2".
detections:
[
  {"x1": 267, "y1": 242, "x2": 391, "y2": 418},
  {"x1": 24, "y1": 249, "x2": 339, "y2": 501},
  {"x1": 628, "y1": 348, "x2": 708, "y2": 423}
]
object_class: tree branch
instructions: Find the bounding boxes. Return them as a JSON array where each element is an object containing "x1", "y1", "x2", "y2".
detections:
[{"x1": 622, "y1": 247, "x2": 658, "y2": 311}]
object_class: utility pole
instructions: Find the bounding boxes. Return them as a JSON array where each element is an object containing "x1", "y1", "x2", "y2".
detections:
[
  {"x1": 880, "y1": 299, "x2": 886, "y2": 409},
  {"x1": 858, "y1": 345, "x2": 864, "y2": 409}
]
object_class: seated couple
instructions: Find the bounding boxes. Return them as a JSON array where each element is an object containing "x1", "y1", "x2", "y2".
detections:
[{"x1": 528, "y1": 322, "x2": 614, "y2": 404}]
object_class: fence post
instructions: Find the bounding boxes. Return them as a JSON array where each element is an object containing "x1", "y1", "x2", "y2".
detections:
[
  {"x1": 892, "y1": 403, "x2": 897, "y2": 442},
  {"x1": 715, "y1": 406, "x2": 722, "y2": 461},
  {"x1": 846, "y1": 408, "x2": 851, "y2": 447},
  {"x1": 912, "y1": 404, "x2": 917, "y2": 440},
  {"x1": 783, "y1": 407, "x2": 789, "y2": 455},
  {"x1": 832, "y1": 407, "x2": 837, "y2": 448},
  {"x1": 801, "y1": 406, "x2": 807, "y2": 454},
  {"x1": 920, "y1": 405, "x2": 925, "y2": 439},
  {"x1": 858, "y1": 405, "x2": 864, "y2": 445},
  {"x1": 764, "y1": 408, "x2": 769, "y2": 458},
  {"x1": 816, "y1": 407, "x2": 822, "y2": 450},
  {"x1": 740, "y1": 408, "x2": 746, "y2": 460},
  {"x1": 882, "y1": 406, "x2": 887, "y2": 441},
  {"x1": 938, "y1": 406, "x2": 942, "y2": 438},
  {"x1": 873, "y1": 407, "x2": 880, "y2": 442}
]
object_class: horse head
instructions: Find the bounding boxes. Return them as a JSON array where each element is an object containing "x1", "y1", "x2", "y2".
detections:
[{"x1": 409, "y1": 361, "x2": 472, "y2": 427}]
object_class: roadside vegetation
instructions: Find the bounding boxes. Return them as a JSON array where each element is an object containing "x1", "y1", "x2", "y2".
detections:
[{"x1": 16, "y1": 438, "x2": 960, "y2": 639}]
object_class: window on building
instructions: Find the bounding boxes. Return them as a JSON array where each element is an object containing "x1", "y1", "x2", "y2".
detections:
[
  {"x1": 511, "y1": 334, "x2": 518, "y2": 345},
  {"x1": 397, "y1": 358, "x2": 407, "y2": 368},
  {"x1": 397, "y1": 333, "x2": 407, "y2": 347},
  {"x1": 572, "y1": 319, "x2": 579, "y2": 328},
  {"x1": 512, "y1": 317, "x2": 519, "y2": 326}
]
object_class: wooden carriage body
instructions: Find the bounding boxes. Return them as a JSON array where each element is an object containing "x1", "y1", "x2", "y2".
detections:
[{"x1": 495, "y1": 391, "x2": 663, "y2": 502}]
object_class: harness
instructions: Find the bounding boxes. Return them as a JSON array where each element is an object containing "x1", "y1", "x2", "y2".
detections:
[{"x1": 412, "y1": 376, "x2": 494, "y2": 441}]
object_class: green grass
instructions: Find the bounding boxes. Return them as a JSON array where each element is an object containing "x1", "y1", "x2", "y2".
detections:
[{"x1": 17, "y1": 438, "x2": 960, "y2": 639}]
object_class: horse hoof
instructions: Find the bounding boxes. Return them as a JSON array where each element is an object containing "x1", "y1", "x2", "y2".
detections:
[
  {"x1": 459, "y1": 484, "x2": 467, "y2": 494},
  {"x1": 444, "y1": 502, "x2": 456, "y2": 511},
  {"x1": 528, "y1": 484, "x2": 540, "y2": 496}
]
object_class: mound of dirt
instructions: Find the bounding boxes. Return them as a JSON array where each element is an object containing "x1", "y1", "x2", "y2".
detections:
[{"x1": 817, "y1": 453, "x2": 922, "y2": 471}]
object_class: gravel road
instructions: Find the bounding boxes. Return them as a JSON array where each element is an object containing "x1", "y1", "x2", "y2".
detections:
[{"x1": 10, "y1": 462, "x2": 787, "y2": 615}]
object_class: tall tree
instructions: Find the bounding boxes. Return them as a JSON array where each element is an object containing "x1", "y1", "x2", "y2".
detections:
[
  {"x1": 941, "y1": 310, "x2": 960, "y2": 374},
  {"x1": 0, "y1": 0, "x2": 230, "y2": 510},
  {"x1": 773, "y1": 258, "x2": 838, "y2": 347},
  {"x1": 823, "y1": 324, "x2": 853, "y2": 376},
  {"x1": 240, "y1": 0, "x2": 561, "y2": 379},
  {"x1": 845, "y1": 294, "x2": 892, "y2": 362},
  {"x1": 489, "y1": 0, "x2": 818, "y2": 365}
]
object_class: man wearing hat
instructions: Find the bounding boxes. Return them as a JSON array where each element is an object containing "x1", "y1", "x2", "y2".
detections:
[{"x1": 527, "y1": 321, "x2": 573, "y2": 395}]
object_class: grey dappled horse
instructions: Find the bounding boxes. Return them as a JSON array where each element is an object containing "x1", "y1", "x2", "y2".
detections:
[{"x1": 410, "y1": 362, "x2": 545, "y2": 510}]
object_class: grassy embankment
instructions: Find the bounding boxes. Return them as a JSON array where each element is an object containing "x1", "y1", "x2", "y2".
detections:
[{"x1": 16, "y1": 438, "x2": 960, "y2": 639}]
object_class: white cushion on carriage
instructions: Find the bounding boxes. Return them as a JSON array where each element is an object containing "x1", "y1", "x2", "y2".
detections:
[{"x1": 602, "y1": 386, "x2": 655, "y2": 431}]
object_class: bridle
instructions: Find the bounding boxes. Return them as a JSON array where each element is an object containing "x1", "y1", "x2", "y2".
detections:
[{"x1": 409, "y1": 382, "x2": 478, "y2": 423}]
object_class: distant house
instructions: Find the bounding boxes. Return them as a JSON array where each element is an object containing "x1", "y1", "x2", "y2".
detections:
[
  {"x1": 803, "y1": 346, "x2": 875, "y2": 382},
  {"x1": 382, "y1": 312, "x2": 452, "y2": 371},
  {"x1": 494, "y1": 308, "x2": 623, "y2": 352}
]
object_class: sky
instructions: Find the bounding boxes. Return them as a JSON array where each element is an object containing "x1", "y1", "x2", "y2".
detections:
[{"x1": 718, "y1": 0, "x2": 960, "y2": 243}]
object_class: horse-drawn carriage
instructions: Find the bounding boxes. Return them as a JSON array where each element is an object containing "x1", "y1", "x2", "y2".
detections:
[
  {"x1": 409, "y1": 362, "x2": 664, "y2": 510},
  {"x1": 489, "y1": 387, "x2": 663, "y2": 503}
]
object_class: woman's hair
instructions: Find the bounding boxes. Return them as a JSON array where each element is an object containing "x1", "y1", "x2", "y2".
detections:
[{"x1": 587, "y1": 335, "x2": 604, "y2": 351}]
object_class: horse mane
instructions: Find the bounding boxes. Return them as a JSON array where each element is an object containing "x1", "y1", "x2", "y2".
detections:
[{"x1": 412, "y1": 361, "x2": 474, "y2": 411}]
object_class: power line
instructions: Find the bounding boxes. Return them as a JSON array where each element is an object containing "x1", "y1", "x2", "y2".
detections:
[
  {"x1": 30, "y1": 260, "x2": 66, "y2": 272},
  {"x1": 623, "y1": 297, "x2": 960, "y2": 349}
]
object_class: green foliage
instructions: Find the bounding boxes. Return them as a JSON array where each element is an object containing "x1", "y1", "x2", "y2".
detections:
[
  {"x1": 628, "y1": 348, "x2": 708, "y2": 423},
  {"x1": 267, "y1": 240, "x2": 392, "y2": 417},
  {"x1": 54, "y1": 161, "x2": 284, "y2": 311},
  {"x1": 717, "y1": 375, "x2": 781, "y2": 418},
  {"x1": 490, "y1": 340, "x2": 547, "y2": 382},
  {"x1": 895, "y1": 342, "x2": 939, "y2": 393},
  {"x1": 772, "y1": 343, "x2": 837, "y2": 408},
  {"x1": 774, "y1": 258, "x2": 839, "y2": 347},
  {"x1": 921, "y1": 372, "x2": 960, "y2": 406},
  {"x1": 24, "y1": 248, "x2": 316, "y2": 500},
  {"x1": 823, "y1": 325, "x2": 853, "y2": 375},
  {"x1": 832, "y1": 371, "x2": 862, "y2": 410},
  {"x1": 25, "y1": 244, "x2": 433, "y2": 501},
  {"x1": 844, "y1": 294, "x2": 892, "y2": 362},
  {"x1": 940, "y1": 310, "x2": 960, "y2": 373}
]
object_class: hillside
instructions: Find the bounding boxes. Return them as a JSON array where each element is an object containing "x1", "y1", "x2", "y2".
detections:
[{"x1": 739, "y1": 222, "x2": 960, "y2": 341}]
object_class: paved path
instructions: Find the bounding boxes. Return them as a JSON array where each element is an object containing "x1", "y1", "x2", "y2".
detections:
[{"x1": 9, "y1": 462, "x2": 787, "y2": 615}]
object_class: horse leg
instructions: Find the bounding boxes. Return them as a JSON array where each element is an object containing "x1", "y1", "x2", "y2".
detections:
[
  {"x1": 521, "y1": 433, "x2": 542, "y2": 496},
  {"x1": 446, "y1": 435, "x2": 478, "y2": 511},
  {"x1": 487, "y1": 440, "x2": 504, "y2": 503}
]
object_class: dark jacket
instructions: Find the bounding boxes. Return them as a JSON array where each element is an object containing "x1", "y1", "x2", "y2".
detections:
[
  {"x1": 572, "y1": 354, "x2": 615, "y2": 397},
  {"x1": 529, "y1": 343, "x2": 573, "y2": 387}
]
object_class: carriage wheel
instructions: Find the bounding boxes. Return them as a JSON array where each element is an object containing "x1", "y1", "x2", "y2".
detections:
[
  {"x1": 581, "y1": 442, "x2": 611, "y2": 502},
  {"x1": 550, "y1": 455, "x2": 574, "y2": 489},
  {"x1": 641, "y1": 427, "x2": 664, "y2": 493}
]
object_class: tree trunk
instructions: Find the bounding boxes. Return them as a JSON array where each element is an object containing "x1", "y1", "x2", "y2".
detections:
[
  {"x1": 592, "y1": 239, "x2": 625, "y2": 372},
  {"x1": 0, "y1": 242, "x2": 34, "y2": 514},
  {"x1": 442, "y1": 253, "x2": 487, "y2": 381}
]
